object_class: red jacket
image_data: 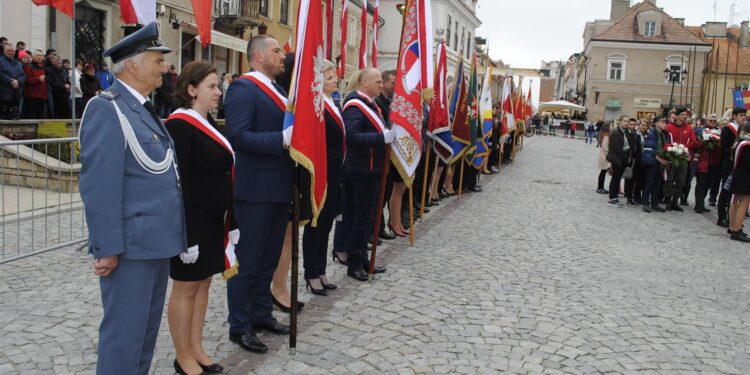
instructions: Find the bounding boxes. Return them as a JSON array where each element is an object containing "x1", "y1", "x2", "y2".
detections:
[
  {"x1": 23, "y1": 62, "x2": 47, "y2": 100},
  {"x1": 666, "y1": 122, "x2": 698, "y2": 153},
  {"x1": 696, "y1": 127, "x2": 722, "y2": 173}
]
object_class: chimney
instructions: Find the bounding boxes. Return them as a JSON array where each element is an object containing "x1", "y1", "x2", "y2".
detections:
[
  {"x1": 704, "y1": 21, "x2": 729, "y2": 38},
  {"x1": 741, "y1": 21, "x2": 749, "y2": 48},
  {"x1": 610, "y1": 0, "x2": 630, "y2": 21}
]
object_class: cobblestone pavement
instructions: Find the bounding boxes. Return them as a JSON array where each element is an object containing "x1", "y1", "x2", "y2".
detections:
[{"x1": 2, "y1": 135, "x2": 750, "y2": 374}]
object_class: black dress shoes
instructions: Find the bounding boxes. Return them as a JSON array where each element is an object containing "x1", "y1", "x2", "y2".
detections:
[
  {"x1": 174, "y1": 359, "x2": 207, "y2": 375},
  {"x1": 199, "y1": 362, "x2": 224, "y2": 374},
  {"x1": 347, "y1": 268, "x2": 369, "y2": 281},
  {"x1": 379, "y1": 228, "x2": 397, "y2": 240},
  {"x1": 370, "y1": 266, "x2": 387, "y2": 274},
  {"x1": 717, "y1": 218, "x2": 729, "y2": 228},
  {"x1": 272, "y1": 295, "x2": 304, "y2": 313},
  {"x1": 229, "y1": 331, "x2": 268, "y2": 353},
  {"x1": 252, "y1": 318, "x2": 290, "y2": 334},
  {"x1": 467, "y1": 186, "x2": 482, "y2": 193}
]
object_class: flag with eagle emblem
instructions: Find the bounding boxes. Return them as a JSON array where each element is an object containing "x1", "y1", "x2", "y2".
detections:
[{"x1": 283, "y1": 0, "x2": 328, "y2": 225}]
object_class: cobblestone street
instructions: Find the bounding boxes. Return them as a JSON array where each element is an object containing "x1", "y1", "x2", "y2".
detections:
[{"x1": 2, "y1": 135, "x2": 750, "y2": 374}]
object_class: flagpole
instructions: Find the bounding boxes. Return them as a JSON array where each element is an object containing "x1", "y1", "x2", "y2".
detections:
[
  {"x1": 419, "y1": 138, "x2": 431, "y2": 220},
  {"x1": 70, "y1": 4, "x2": 77, "y2": 163},
  {"x1": 289, "y1": 172, "x2": 300, "y2": 354},
  {"x1": 408, "y1": 187, "x2": 414, "y2": 246},
  {"x1": 368, "y1": 148, "x2": 390, "y2": 281},
  {"x1": 458, "y1": 159, "x2": 465, "y2": 198}
]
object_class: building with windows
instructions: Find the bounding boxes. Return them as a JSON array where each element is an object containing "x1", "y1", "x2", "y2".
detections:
[
  {"x1": 377, "y1": 0, "x2": 481, "y2": 83},
  {"x1": 581, "y1": 0, "x2": 711, "y2": 121}
]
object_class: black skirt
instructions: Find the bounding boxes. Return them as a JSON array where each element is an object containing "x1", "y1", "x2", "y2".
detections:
[{"x1": 170, "y1": 208, "x2": 226, "y2": 281}]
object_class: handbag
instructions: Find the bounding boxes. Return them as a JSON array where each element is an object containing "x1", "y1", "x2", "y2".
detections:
[{"x1": 622, "y1": 159, "x2": 634, "y2": 180}]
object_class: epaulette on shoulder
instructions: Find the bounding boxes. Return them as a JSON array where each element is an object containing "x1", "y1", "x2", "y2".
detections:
[{"x1": 99, "y1": 90, "x2": 119, "y2": 100}]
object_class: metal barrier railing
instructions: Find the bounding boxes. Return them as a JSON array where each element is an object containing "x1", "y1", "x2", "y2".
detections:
[{"x1": 0, "y1": 137, "x2": 87, "y2": 264}]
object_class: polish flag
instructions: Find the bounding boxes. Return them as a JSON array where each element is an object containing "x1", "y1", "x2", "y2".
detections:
[
  {"x1": 191, "y1": 0, "x2": 211, "y2": 47},
  {"x1": 121, "y1": 0, "x2": 156, "y2": 25},
  {"x1": 339, "y1": 0, "x2": 348, "y2": 78},
  {"x1": 358, "y1": 0, "x2": 368, "y2": 69},
  {"x1": 370, "y1": 0, "x2": 378, "y2": 68},
  {"x1": 31, "y1": 0, "x2": 73, "y2": 17},
  {"x1": 283, "y1": 36, "x2": 293, "y2": 53}
]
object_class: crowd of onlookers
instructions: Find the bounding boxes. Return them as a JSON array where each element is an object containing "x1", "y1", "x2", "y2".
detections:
[{"x1": 593, "y1": 108, "x2": 750, "y2": 242}]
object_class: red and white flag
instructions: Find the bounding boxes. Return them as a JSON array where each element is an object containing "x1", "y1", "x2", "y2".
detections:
[
  {"x1": 370, "y1": 0, "x2": 379, "y2": 68},
  {"x1": 283, "y1": 35, "x2": 293, "y2": 53},
  {"x1": 283, "y1": 0, "x2": 328, "y2": 224},
  {"x1": 325, "y1": 0, "x2": 334, "y2": 60},
  {"x1": 417, "y1": 0, "x2": 433, "y2": 95},
  {"x1": 121, "y1": 0, "x2": 155, "y2": 24},
  {"x1": 191, "y1": 0, "x2": 211, "y2": 47},
  {"x1": 427, "y1": 42, "x2": 453, "y2": 162},
  {"x1": 501, "y1": 75, "x2": 514, "y2": 137},
  {"x1": 389, "y1": 0, "x2": 431, "y2": 186},
  {"x1": 339, "y1": 0, "x2": 349, "y2": 78},
  {"x1": 31, "y1": 0, "x2": 73, "y2": 17},
  {"x1": 358, "y1": 0, "x2": 368, "y2": 69}
]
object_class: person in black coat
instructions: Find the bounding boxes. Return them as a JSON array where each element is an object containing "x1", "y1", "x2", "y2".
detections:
[
  {"x1": 301, "y1": 61, "x2": 344, "y2": 295},
  {"x1": 156, "y1": 61, "x2": 174, "y2": 118},
  {"x1": 165, "y1": 61, "x2": 231, "y2": 375},
  {"x1": 606, "y1": 115, "x2": 632, "y2": 206},
  {"x1": 340, "y1": 67, "x2": 395, "y2": 281},
  {"x1": 80, "y1": 63, "x2": 101, "y2": 108},
  {"x1": 623, "y1": 118, "x2": 642, "y2": 204},
  {"x1": 45, "y1": 55, "x2": 71, "y2": 119},
  {"x1": 717, "y1": 108, "x2": 746, "y2": 227}
]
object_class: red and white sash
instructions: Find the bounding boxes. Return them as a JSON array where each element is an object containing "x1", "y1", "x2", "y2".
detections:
[
  {"x1": 729, "y1": 122, "x2": 739, "y2": 138},
  {"x1": 167, "y1": 108, "x2": 234, "y2": 160},
  {"x1": 324, "y1": 96, "x2": 345, "y2": 159},
  {"x1": 166, "y1": 108, "x2": 239, "y2": 278},
  {"x1": 734, "y1": 139, "x2": 750, "y2": 170},
  {"x1": 238, "y1": 71, "x2": 288, "y2": 112},
  {"x1": 344, "y1": 98, "x2": 386, "y2": 133}
]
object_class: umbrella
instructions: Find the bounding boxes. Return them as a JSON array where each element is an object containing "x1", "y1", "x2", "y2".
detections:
[{"x1": 538, "y1": 100, "x2": 586, "y2": 113}]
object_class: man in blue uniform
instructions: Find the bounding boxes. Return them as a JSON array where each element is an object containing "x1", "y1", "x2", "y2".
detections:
[
  {"x1": 224, "y1": 34, "x2": 293, "y2": 353},
  {"x1": 78, "y1": 22, "x2": 186, "y2": 375}
]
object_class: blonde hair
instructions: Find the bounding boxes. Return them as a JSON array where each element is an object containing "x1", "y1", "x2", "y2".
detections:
[{"x1": 345, "y1": 69, "x2": 364, "y2": 94}]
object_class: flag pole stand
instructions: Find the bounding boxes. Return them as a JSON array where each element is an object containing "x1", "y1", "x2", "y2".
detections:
[
  {"x1": 419, "y1": 138, "x2": 431, "y2": 220},
  {"x1": 408, "y1": 187, "x2": 415, "y2": 247},
  {"x1": 368, "y1": 148, "x2": 391, "y2": 281},
  {"x1": 458, "y1": 159, "x2": 465, "y2": 199},
  {"x1": 289, "y1": 170, "x2": 300, "y2": 354}
]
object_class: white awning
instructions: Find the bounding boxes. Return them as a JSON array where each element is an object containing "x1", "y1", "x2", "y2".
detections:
[{"x1": 182, "y1": 22, "x2": 247, "y2": 53}]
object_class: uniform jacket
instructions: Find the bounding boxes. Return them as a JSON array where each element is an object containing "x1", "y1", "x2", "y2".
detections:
[
  {"x1": 224, "y1": 73, "x2": 293, "y2": 203},
  {"x1": 0, "y1": 55, "x2": 25, "y2": 101},
  {"x1": 22, "y1": 62, "x2": 47, "y2": 99},
  {"x1": 79, "y1": 79, "x2": 187, "y2": 260},
  {"x1": 165, "y1": 114, "x2": 233, "y2": 247},
  {"x1": 642, "y1": 128, "x2": 665, "y2": 166},
  {"x1": 342, "y1": 91, "x2": 387, "y2": 180},
  {"x1": 721, "y1": 123, "x2": 739, "y2": 171}
]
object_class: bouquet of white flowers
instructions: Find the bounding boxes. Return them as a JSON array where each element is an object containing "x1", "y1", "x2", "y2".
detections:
[
  {"x1": 701, "y1": 129, "x2": 721, "y2": 150},
  {"x1": 658, "y1": 143, "x2": 690, "y2": 168}
]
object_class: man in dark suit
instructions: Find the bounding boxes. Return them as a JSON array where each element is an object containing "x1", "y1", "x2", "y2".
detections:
[
  {"x1": 78, "y1": 22, "x2": 183, "y2": 375},
  {"x1": 224, "y1": 34, "x2": 292, "y2": 353},
  {"x1": 341, "y1": 67, "x2": 395, "y2": 281}
]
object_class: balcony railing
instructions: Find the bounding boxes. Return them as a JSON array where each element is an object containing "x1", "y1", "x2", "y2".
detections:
[{"x1": 214, "y1": 0, "x2": 261, "y2": 27}]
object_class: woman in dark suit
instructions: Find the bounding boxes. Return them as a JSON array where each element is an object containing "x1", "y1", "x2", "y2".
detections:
[
  {"x1": 165, "y1": 61, "x2": 232, "y2": 375},
  {"x1": 302, "y1": 60, "x2": 344, "y2": 295}
]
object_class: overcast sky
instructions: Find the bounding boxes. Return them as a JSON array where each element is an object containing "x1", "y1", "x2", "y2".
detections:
[{"x1": 476, "y1": 0, "x2": 748, "y2": 68}]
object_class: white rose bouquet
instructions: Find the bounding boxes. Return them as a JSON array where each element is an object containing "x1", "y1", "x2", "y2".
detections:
[{"x1": 658, "y1": 143, "x2": 690, "y2": 168}]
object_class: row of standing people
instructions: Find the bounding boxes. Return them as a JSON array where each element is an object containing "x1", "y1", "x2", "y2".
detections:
[{"x1": 596, "y1": 108, "x2": 750, "y2": 242}]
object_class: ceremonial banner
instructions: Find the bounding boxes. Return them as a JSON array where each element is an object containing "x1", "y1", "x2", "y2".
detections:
[
  {"x1": 472, "y1": 65, "x2": 493, "y2": 169},
  {"x1": 31, "y1": 0, "x2": 73, "y2": 17},
  {"x1": 501, "y1": 75, "x2": 514, "y2": 137},
  {"x1": 358, "y1": 0, "x2": 368, "y2": 69},
  {"x1": 464, "y1": 52, "x2": 479, "y2": 163},
  {"x1": 427, "y1": 42, "x2": 453, "y2": 162},
  {"x1": 526, "y1": 86, "x2": 533, "y2": 118},
  {"x1": 448, "y1": 58, "x2": 470, "y2": 163},
  {"x1": 417, "y1": 0, "x2": 433, "y2": 98},
  {"x1": 339, "y1": 0, "x2": 349, "y2": 78},
  {"x1": 283, "y1": 0, "x2": 328, "y2": 224},
  {"x1": 389, "y1": 0, "x2": 425, "y2": 186},
  {"x1": 371, "y1": 0, "x2": 379, "y2": 68},
  {"x1": 191, "y1": 0, "x2": 212, "y2": 47},
  {"x1": 121, "y1": 0, "x2": 155, "y2": 24}
]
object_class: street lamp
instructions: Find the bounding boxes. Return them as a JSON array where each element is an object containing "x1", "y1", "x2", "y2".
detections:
[{"x1": 663, "y1": 67, "x2": 688, "y2": 108}]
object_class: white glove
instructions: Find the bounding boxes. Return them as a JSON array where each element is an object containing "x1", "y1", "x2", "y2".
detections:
[
  {"x1": 228, "y1": 229, "x2": 240, "y2": 246},
  {"x1": 383, "y1": 129, "x2": 396, "y2": 144},
  {"x1": 179, "y1": 245, "x2": 199, "y2": 264},
  {"x1": 282, "y1": 126, "x2": 294, "y2": 147}
]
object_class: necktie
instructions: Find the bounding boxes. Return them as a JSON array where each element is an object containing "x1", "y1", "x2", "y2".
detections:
[{"x1": 143, "y1": 100, "x2": 162, "y2": 125}]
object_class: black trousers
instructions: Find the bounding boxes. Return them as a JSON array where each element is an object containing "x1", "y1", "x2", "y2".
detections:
[
  {"x1": 624, "y1": 161, "x2": 642, "y2": 201},
  {"x1": 21, "y1": 97, "x2": 46, "y2": 119},
  {"x1": 641, "y1": 164, "x2": 662, "y2": 207},
  {"x1": 682, "y1": 160, "x2": 697, "y2": 200},
  {"x1": 609, "y1": 164, "x2": 625, "y2": 199},
  {"x1": 664, "y1": 163, "x2": 687, "y2": 198},
  {"x1": 597, "y1": 169, "x2": 607, "y2": 190},
  {"x1": 302, "y1": 217, "x2": 334, "y2": 280},
  {"x1": 707, "y1": 165, "x2": 721, "y2": 203},
  {"x1": 717, "y1": 167, "x2": 732, "y2": 221},
  {"x1": 344, "y1": 177, "x2": 379, "y2": 270}
]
